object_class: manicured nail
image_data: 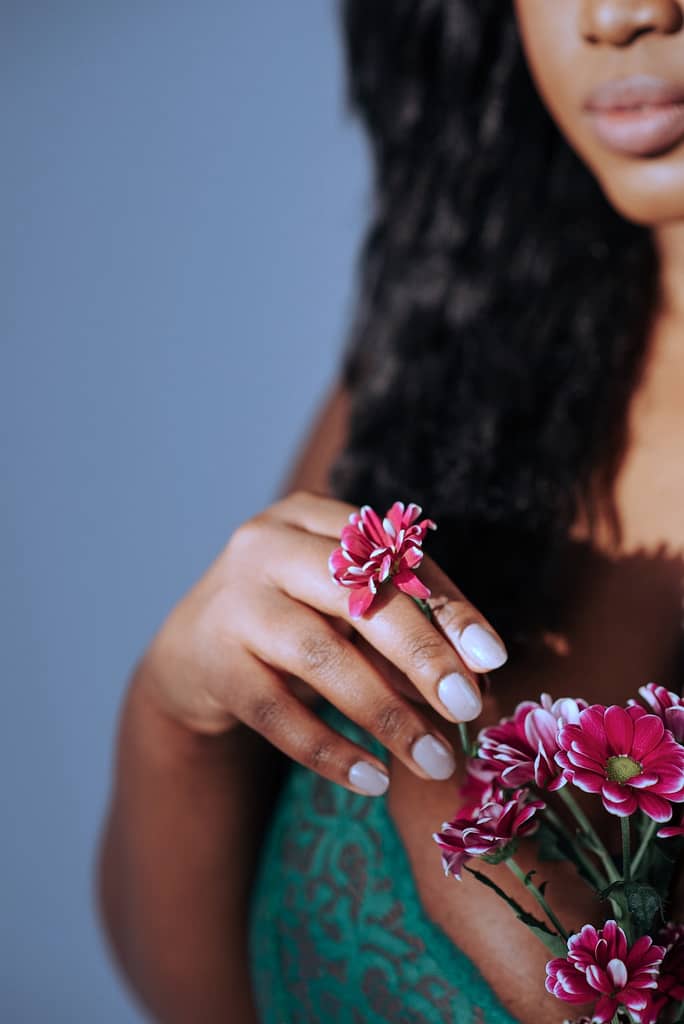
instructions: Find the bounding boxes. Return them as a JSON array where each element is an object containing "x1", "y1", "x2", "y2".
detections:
[
  {"x1": 458, "y1": 623, "x2": 508, "y2": 670},
  {"x1": 411, "y1": 734, "x2": 456, "y2": 780},
  {"x1": 438, "y1": 672, "x2": 482, "y2": 721},
  {"x1": 349, "y1": 760, "x2": 390, "y2": 796}
]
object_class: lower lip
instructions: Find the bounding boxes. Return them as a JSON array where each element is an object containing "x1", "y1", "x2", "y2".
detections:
[{"x1": 585, "y1": 101, "x2": 684, "y2": 157}]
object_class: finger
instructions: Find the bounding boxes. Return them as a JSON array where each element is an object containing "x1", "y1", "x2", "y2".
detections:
[
  {"x1": 230, "y1": 650, "x2": 392, "y2": 796},
  {"x1": 239, "y1": 588, "x2": 457, "y2": 781},
  {"x1": 259, "y1": 523, "x2": 485, "y2": 723},
  {"x1": 417, "y1": 556, "x2": 508, "y2": 673},
  {"x1": 268, "y1": 490, "x2": 358, "y2": 539},
  {"x1": 268, "y1": 493, "x2": 508, "y2": 674}
]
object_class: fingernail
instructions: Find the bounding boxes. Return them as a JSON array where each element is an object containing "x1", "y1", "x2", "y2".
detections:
[
  {"x1": 458, "y1": 623, "x2": 508, "y2": 670},
  {"x1": 411, "y1": 734, "x2": 456, "y2": 780},
  {"x1": 438, "y1": 672, "x2": 482, "y2": 721},
  {"x1": 349, "y1": 760, "x2": 390, "y2": 796}
]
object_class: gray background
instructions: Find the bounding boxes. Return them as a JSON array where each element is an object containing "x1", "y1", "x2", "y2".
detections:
[{"x1": 2, "y1": 2, "x2": 366, "y2": 1020}]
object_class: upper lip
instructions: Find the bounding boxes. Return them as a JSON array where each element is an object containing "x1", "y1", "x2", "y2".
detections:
[{"x1": 584, "y1": 74, "x2": 684, "y2": 112}]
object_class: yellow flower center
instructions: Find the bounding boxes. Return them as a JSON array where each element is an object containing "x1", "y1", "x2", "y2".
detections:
[{"x1": 605, "y1": 755, "x2": 642, "y2": 784}]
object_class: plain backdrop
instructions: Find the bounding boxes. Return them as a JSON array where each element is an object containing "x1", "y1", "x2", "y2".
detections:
[{"x1": 2, "y1": 2, "x2": 367, "y2": 1020}]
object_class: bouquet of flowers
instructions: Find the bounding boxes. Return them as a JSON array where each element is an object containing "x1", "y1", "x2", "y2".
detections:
[
  {"x1": 329, "y1": 501, "x2": 684, "y2": 1024},
  {"x1": 433, "y1": 688, "x2": 684, "y2": 1024}
]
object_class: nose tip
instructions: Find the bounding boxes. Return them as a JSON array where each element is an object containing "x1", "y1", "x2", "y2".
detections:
[{"x1": 581, "y1": 0, "x2": 684, "y2": 45}]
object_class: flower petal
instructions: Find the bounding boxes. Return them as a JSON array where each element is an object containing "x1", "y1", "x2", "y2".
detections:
[
  {"x1": 348, "y1": 586, "x2": 376, "y2": 619},
  {"x1": 631, "y1": 713, "x2": 665, "y2": 760},
  {"x1": 637, "y1": 792, "x2": 673, "y2": 823},
  {"x1": 604, "y1": 704, "x2": 635, "y2": 755},
  {"x1": 393, "y1": 569, "x2": 431, "y2": 599}
]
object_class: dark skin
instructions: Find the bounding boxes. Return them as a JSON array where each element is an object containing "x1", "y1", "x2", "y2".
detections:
[
  {"x1": 390, "y1": 3, "x2": 684, "y2": 1021},
  {"x1": 97, "y1": 3, "x2": 684, "y2": 1022}
]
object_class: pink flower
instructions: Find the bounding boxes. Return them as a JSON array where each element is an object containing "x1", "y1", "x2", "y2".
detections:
[
  {"x1": 634, "y1": 683, "x2": 684, "y2": 744},
  {"x1": 636, "y1": 926, "x2": 684, "y2": 1023},
  {"x1": 555, "y1": 704, "x2": 684, "y2": 822},
  {"x1": 545, "y1": 921, "x2": 665, "y2": 1023},
  {"x1": 433, "y1": 788, "x2": 544, "y2": 880},
  {"x1": 328, "y1": 501, "x2": 437, "y2": 618},
  {"x1": 476, "y1": 694, "x2": 587, "y2": 792},
  {"x1": 655, "y1": 923, "x2": 684, "y2": 1002}
]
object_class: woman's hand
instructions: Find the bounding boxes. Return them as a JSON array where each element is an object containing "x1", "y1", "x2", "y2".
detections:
[{"x1": 139, "y1": 490, "x2": 508, "y2": 795}]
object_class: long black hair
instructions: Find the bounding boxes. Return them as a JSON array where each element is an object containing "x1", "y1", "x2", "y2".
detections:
[{"x1": 329, "y1": 0, "x2": 659, "y2": 646}]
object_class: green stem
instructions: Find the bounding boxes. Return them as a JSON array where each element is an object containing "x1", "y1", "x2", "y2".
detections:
[
  {"x1": 413, "y1": 597, "x2": 432, "y2": 621},
  {"x1": 621, "y1": 816, "x2": 631, "y2": 882},
  {"x1": 558, "y1": 787, "x2": 621, "y2": 884},
  {"x1": 505, "y1": 857, "x2": 569, "y2": 939},
  {"x1": 542, "y1": 804, "x2": 608, "y2": 889},
  {"x1": 631, "y1": 817, "x2": 658, "y2": 875},
  {"x1": 457, "y1": 722, "x2": 471, "y2": 757}
]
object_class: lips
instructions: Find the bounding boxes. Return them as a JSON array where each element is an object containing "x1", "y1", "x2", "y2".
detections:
[{"x1": 583, "y1": 74, "x2": 684, "y2": 157}]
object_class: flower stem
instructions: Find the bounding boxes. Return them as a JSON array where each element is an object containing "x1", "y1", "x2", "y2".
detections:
[
  {"x1": 621, "y1": 816, "x2": 631, "y2": 882},
  {"x1": 413, "y1": 597, "x2": 433, "y2": 621},
  {"x1": 457, "y1": 722, "x2": 471, "y2": 757},
  {"x1": 542, "y1": 804, "x2": 608, "y2": 890},
  {"x1": 631, "y1": 817, "x2": 658, "y2": 876},
  {"x1": 558, "y1": 787, "x2": 621, "y2": 884},
  {"x1": 505, "y1": 857, "x2": 569, "y2": 939}
]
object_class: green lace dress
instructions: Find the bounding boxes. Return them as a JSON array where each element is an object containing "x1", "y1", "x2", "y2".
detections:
[{"x1": 248, "y1": 703, "x2": 520, "y2": 1023}]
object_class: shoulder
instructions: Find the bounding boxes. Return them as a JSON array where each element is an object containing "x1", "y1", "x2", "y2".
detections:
[{"x1": 279, "y1": 380, "x2": 350, "y2": 497}]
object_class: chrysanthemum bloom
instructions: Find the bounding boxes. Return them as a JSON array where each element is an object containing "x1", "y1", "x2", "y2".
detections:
[
  {"x1": 433, "y1": 788, "x2": 544, "y2": 880},
  {"x1": 653, "y1": 923, "x2": 684, "y2": 1003},
  {"x1": 555, "y1": 704, "x2": 684, "y2": 821},
  {"x1": 545, "y1": 921, "x2": 665, "y2": 1023},
  {"x1": 635, "y1": 683, "x2": 684, "y2": 744},
  {"x1": 476, "y1": 694, "x2": 587, "y2": 792},
  {"x1": 638, "y1": 925, "x2": 684, "y2": 1024},
  {"x1": 328, "y1": 501, "x2": 437, "y2": 618}
]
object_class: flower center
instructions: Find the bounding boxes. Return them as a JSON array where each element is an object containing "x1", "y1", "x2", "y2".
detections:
[{"x1": 605, "y1": 755, "x2": 642, "y2": 784}]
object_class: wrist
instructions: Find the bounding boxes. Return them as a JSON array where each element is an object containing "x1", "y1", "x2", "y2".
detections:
[{"x1": 122, "y1": 654, "x2": 237, "y2": 769}]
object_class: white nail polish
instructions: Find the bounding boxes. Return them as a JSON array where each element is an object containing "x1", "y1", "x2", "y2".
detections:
[
  {"x1": 412, "y1": 735, "x2": 456, "y2": 780},
  {"x1": 458, "y1": 623, "x2": 508, "y2": 670},
  {"x1": 438, "y1": 672, "x2": 483, "y2": 721},
  {"x1": 349, "y1": 761, "x2": 389, "y2": 796}
]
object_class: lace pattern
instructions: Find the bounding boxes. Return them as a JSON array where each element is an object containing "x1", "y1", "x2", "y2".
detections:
[{"x1": 249, "y1": 705, "x2": 519, "y2": 1023}]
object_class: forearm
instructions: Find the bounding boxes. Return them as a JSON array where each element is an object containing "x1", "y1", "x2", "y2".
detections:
[{"x1": 96, "y1": 657, "x2": 283, "y2": 1023}]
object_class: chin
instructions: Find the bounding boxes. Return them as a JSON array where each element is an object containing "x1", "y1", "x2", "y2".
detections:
[{"x1": 592, "y1": 161, "x2": 684, "y2": 227}]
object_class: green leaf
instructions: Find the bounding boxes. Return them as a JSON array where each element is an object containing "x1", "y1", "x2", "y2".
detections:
[
  {"x1": 464, "y1": 866, "x2": 567, "y2": 958},
  {"x1": 624, "y1": 882, "x2": 663, "y2": 936},
  {"x1": 597, "y1": 881, "x2": 663, "y2": 936}
]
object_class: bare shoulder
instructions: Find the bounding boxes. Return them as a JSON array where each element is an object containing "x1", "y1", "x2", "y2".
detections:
[{"x1": 278, "y1": 380, "x2": 350, "y2": 497}]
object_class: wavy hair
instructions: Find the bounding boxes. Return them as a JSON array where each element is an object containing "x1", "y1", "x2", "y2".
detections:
[{"x1": 328, "y1": 0, "x2": 659, "y2": 646}]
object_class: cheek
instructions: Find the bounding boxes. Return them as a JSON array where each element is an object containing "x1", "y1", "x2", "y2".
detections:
[{"x1": 513, "y1": 0, "x2": 684, "y2": 226}]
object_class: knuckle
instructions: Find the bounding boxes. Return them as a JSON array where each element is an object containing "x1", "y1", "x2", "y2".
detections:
[
  {"x1": 304, "y1": 737, "x2": 336, "y2": 771},
  {"x1": 372, "y1": 700, "x2": 408, "y2": 743},
  {"x1": 226, "y1": 517, "x2": 266, "y2": 558},
  {"x1": 431, "y1": 598, "x2": 464, "y2": 633},
  {"x1": 298, "y1": 632, "x2": 347, "y2": 675},
  {"x1": 405, "y1": 629, "x2": 445, "y2": 671},
  {"x1": 248, "y1": 695, "x2": 284, "y2": 734}
]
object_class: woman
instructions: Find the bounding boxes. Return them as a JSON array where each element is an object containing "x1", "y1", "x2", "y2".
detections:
[{"x1": 96, "y1": 2, "x2": 684, "y2": 1021}]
